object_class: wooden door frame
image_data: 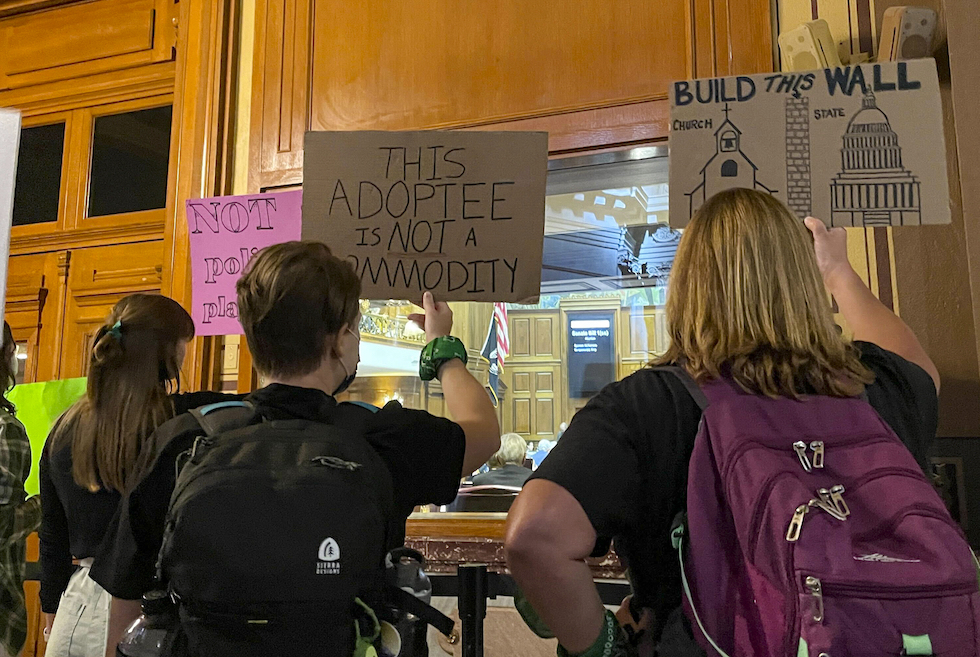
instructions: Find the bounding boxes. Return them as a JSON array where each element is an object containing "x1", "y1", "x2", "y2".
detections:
[{"x1": 162, "y1": 0, "x2": 241, "y2": 391}]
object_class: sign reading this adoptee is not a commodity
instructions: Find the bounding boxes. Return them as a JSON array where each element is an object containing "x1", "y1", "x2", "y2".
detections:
[
  {"x1": 186, "y1": 190, "x2": 303, "y2": 335},
  {"x1": 302, "y1": 131, "x2": 548, "y2": 303}
]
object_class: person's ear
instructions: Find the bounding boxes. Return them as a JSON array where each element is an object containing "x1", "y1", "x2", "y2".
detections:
[{"x1": 330, "y1": 324, "x2": 352, "y2": 360}]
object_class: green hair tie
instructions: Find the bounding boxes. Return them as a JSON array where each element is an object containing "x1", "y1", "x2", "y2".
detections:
[{"x1": 107, "y1": 321, "x2": 123, "y2": 340}]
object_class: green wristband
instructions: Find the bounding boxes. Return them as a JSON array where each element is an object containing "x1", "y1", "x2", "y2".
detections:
[
  {"x1": 419, "y1": 336, "x2": 468, "y2": 381},
  {"x1": 514, "y1": 587, "x2": 554, "y2": 639},
  {"x1": 557, "y1": 610, "x2": 633, "y2": 657}
]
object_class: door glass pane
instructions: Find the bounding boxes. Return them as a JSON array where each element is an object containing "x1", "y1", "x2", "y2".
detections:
[
  {"x1": 12, "y1": 122, "x2": 65, "y2": 226},
  {"x1": 330, "y1": 148, "x2": 675, "y2": 510},
  {"x1": 14, "y1": 343, "x2": 28, "y2": 386},
  {"x1": 88, "y1": 105, "x2": 173, "y2": 217}
]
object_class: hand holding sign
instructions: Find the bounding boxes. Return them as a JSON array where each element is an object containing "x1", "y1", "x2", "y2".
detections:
[
  {"x1": 407, "y1": 291, "x2": 454, "y2": 343},
  {"x1": 804, "y1": 216, "x2": 851, "y2": 288}
]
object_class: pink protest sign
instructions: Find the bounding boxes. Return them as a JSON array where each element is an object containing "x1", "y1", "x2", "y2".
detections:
[{"x1": 186, "y1": 190, "x2": 303, "y2": 335}]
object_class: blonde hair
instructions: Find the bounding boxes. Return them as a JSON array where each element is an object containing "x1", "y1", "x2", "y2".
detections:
[
  {"x1": 653, "y1": 188, "x2": 873, "y2": 398},
  {"x1": 489, "y1": 433, "x2": 528, "y2": 468},
  {"x1": 51, "y1": 294, "x2": 195, "y2": 492}
]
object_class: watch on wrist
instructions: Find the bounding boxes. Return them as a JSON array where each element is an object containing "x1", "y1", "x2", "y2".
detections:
[{"x1": 419, "y1": 336, "x2": 468, "y2": 381}]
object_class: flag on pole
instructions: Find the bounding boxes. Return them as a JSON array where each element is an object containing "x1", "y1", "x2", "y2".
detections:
[
  {"x1": 480, "y1": 303, "x2": 510, "y2": 406},
  {"x1": 481, "y1": 318, "x2": 500, "y2": 406},
  {"x1": 493, "y1": 302, "x2": 510, "y2": 368}
]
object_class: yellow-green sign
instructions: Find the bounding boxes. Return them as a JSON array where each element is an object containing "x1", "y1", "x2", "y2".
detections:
[{"x1": 9, "y1": 378, "x2": 86, "y2": 496}]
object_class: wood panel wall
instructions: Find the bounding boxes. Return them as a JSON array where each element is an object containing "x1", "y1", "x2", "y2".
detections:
[{"x1": 248, "y1": 0, "x2": 774, "y2": 191}]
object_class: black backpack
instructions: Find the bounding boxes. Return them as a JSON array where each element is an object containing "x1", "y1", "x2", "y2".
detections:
[{"x1": 157, "y1": 400, "x2": 399, "y2": 657}]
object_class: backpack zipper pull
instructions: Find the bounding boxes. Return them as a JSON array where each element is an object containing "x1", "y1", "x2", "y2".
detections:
[
  {"x1": 786, "y1": 504, "x2": 809, "y2": 542},
  {"x1": 809, "y1": 441, "x2": 825, "y2": 468},
  {"x1": 805, "y1": 576, "x2": 824, "y2": 622},
  {"x1": 830, "y1": 485, "x2": 850, "y2": 517},
  {"x1": 793, "y1": 441, "x2": 812, "y2": 472},
  {"x1": 808, "y1": 497, "x2": 847, "y2": 521}
]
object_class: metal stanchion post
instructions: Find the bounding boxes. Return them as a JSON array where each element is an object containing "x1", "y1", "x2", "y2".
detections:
[{"x1": 458, "y1": 564, "x2": 488, "y2": 657}]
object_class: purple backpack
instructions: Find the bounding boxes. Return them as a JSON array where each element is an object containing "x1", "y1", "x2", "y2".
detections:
[{"x1": 662, "y1": 368, "x2": 980, "y2": 657}]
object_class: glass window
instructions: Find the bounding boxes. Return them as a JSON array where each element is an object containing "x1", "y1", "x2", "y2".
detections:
[
  {"x1": 88, "y1": 105, "x2": 173, "y2": 217},
  {"x1": 14, "y1": 343, "x2": 28, "y2": 386},
  {"x1": 12, "y1": 122, "x2": 65, "y2": 226},
  {"x1": 337, "y1": 148, "x2": 677, "y2": 492}
]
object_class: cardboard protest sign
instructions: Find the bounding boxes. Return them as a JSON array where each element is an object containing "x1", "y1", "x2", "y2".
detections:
[
  {"x1": 8, "y1": 377, "x2": 87, "y2": 495},
  {"x1": 302, "y1": 131, "x2": 548, "y2": 303},
  {"x1": 0, "y1": 109, "x2": 20, "y2": 320},
  {"x1": 669, "y1": 60, "x2": 949, "y2": 228},
  {"x1": 186, "y1": 190, "x2": 303, "y2": 335}
]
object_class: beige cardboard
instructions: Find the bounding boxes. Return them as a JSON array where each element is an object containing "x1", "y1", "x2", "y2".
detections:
[
  {"x1": 303, "y1": 131, "x2": 548, "y2": 303},
  {"x1": 669, "y1": 59, "x2": 949, "y2": 228}
]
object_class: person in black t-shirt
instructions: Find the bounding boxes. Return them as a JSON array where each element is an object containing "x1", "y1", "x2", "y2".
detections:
[
  {"x1": 93, "y1": 241, "x2": 501, "y2": 656},
  {"x1": 39, "y1": 294, "x2": 238, "y2": 657},
  {"x1": 506, "y1": 190, "x2": 940, "y2": 657}
]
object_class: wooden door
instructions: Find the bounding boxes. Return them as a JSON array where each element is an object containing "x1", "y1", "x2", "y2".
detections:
[
  {"x1": 4, "y1": 252, "x2": 68, "y2": 383},
  {"x1": 60, "y1": 241, "x2": 164, "y2": 379},
  {"x1": 505, "y1": 366, "x2": 561, "y2": 441},
  {"x1": 0, "y1": 0, "x2": 177, "y2": 90},
  {"x1": 503, "y1": 310, "x2": 563, "y2": 439}
]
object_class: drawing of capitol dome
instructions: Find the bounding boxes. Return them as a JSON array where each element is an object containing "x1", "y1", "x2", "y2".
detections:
[{"x1": 830, "y1": 90, "x2": 921, "y2": 226}]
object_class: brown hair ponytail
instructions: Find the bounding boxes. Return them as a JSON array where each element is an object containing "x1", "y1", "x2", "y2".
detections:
[{"x1": 52, "y1": 294, "x2": 195, "y2": 492}]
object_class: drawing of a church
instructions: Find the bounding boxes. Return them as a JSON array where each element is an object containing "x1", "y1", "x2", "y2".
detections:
[
  {"x1": 829, "y1": 91, "x2": 921, "y2": 226},
  {"x1": 686, "y1": 104, "x2": 777, "y2": 218}
]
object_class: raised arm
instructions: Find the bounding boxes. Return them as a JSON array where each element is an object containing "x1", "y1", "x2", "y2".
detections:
[
  {"x1": 409, "y1": 292, "x2": 500, "y2": 475},
  {"x1": 805, "y1": 217, "x2": 940, "y2": 391}
]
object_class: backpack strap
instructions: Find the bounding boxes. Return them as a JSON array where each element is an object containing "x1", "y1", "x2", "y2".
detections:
[
  {"x1": 670, "y1": 513, "x2": 731, "y2": 657},
  {"x1": 347, "y1": 401, "x2": 380, "y2": 413},
  {"x1": 385, "y1": 585, "x2": 456, "y2": 637},
  {"x1": 652, "y1": 366, "x2": 709, "y2": 411},
  {"x1": 188, "y1": 401, "x2": 256, "y2": 437}
]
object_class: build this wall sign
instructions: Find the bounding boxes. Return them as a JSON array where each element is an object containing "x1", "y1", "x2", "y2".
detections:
[{"x1": 668, "y1": 59, "x2": 949, "y2": 228}]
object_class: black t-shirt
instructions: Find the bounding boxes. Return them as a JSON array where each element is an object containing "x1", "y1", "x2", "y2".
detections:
[
  {"x1": 91, "y1": 383, "x2": 466, "y2": 600},
  {"x1": 529, "y1": 343, "x2": 939, "y2": 651},
  {"x1": 38, "y1": 391, "x2": 236, "y2": 613}
]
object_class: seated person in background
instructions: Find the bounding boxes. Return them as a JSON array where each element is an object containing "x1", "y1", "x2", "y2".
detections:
[
  {"x1": 470, "y1": 433, "x2": 534, "y2": 488},
  {"x1": 94, "y1": 242, "x2": 500, "y2": 657},
  {"x1": 529, "y1": 428, "x2": 561, "y2": 469}
]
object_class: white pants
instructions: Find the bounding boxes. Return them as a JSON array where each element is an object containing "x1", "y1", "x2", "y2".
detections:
[{"x1": 46, "y1": 561, "x2": 109, "y2": 657}]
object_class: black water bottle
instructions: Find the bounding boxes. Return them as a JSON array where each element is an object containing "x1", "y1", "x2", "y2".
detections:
[{"x1": 388, "y1": 549, "x2": 433, "y2": 657}]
